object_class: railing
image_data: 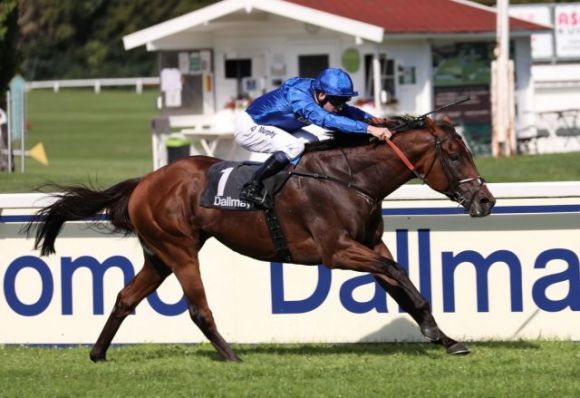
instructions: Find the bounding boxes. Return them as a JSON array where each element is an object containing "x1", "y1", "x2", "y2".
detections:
[
  {"x1": 26, "y1": 77, "x2": 159, "y2": 94},
  {"x1": 2, "y1": 182, "x2": 580, "y2": 210}
]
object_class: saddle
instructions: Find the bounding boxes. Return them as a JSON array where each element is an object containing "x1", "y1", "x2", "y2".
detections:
[
  {"x1": 200, "y1": 160, "x2": 294, "y2": 262},
  {"x1": 200, "y1": 161, "x2": 291, "y2": 211}
]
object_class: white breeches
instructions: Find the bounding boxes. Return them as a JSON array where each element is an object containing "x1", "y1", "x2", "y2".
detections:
[{"x1": 234, "y1": 111, "x2": 306, "y2": 160}]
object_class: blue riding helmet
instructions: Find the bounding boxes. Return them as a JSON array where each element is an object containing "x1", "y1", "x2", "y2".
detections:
[{"x1": 313, "y1": 68, "x2": 358, "y2": 97}]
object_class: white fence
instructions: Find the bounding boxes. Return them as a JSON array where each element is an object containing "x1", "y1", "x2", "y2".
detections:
[
  {"x1": 26, "y1": 77, "x2": 159, "y2": 94},
  {"x1": 2, "y1": 181, "x2": 580, "y2": 209}
]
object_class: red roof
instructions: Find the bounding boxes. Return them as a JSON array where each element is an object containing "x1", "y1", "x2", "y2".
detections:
[{"x1": 288, "y1": 0, "x2": 548, "y2": 34}]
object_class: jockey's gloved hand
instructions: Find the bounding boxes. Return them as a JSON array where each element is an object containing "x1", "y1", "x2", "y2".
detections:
[{"x1": 367, "y1": 125, "x2": 392, "y2": 141}]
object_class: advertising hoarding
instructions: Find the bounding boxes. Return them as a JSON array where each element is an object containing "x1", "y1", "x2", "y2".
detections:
[{"x1": 1, "y1": 192, "x2": 579, "y2": 345}]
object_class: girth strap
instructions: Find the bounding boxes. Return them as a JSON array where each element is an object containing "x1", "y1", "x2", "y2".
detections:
[
  {"x1": 264, "y1": 207, "x2": 292, "y2": 263},
  {"x1": 289, "y1": 170, "x2": 377, "y2": 202}
]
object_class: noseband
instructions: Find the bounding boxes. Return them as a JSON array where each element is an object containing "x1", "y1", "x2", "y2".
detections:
[{"x1": 387, "y1": 134, "x2": 486, "y2": 210}]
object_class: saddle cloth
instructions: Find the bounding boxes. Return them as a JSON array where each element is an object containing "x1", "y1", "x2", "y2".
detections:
[{"x1": 200, "y1": 161, "x2": 291, "y2": 211}]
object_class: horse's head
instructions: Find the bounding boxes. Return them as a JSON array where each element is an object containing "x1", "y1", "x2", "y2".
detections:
[{"x1": 412, "y1": 117, "x2": 495, "y2": 217}]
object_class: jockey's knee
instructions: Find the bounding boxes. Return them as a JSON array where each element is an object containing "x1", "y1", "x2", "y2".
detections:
[
  {"x1": 285, "y1": 141, "x2": 305, "y2": 160},
  {"x1": 273, "y1": 151, "x2": 291, "y2": 162}
]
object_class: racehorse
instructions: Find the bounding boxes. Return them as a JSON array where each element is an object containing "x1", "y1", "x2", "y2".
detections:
[{"x1": 26, "y1": 116, "x2": 495, "y2": 362}]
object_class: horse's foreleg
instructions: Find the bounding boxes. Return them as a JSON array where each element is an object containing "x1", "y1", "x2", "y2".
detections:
[
  {"x1": 371, "y1": 242, "x2": 438, "y2": 339},
  {"x1": 327, "y1": 239, "x2": 468, "y2": 354},
  {"x1": 372, "y1": 242, "x2": 469, "y2": 355},
  {"x1": 173, "y1": 258, "x2": 241, "y2": 362},
  {"x1": 90, "y1": 256, "x2": 168, "y2": 362}
]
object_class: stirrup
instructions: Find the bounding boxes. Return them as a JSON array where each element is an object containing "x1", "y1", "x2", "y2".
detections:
[{"x1": 240, "y1": 183, "x2": 268, "y2": 207}]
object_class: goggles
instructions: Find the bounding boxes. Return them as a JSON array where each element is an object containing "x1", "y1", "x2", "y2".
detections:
[{"x1": 326, "y1": 95, "x2": 351, "y2": 108}]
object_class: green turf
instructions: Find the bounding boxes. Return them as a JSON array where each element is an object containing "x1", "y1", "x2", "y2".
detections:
[
  {"x1": 0, "y1": 342, "x2": 578, "y2": 397},
  {"x1": 1, "y1": 89, "x2": 579, "y2": 193},
  {"x1": 0, "y1": 89, "x2": 157, "y2": 192},
  {"x1": 475, "y1": 151, "x2": 580, "y2": 183}
]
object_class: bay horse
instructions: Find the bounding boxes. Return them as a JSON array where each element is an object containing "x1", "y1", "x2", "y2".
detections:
[{"x1": 26, "y1": 116, "x2": 495, "y2": 362}]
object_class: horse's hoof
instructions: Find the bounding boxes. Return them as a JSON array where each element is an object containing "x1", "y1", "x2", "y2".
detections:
[
  {"x1": 447, "y1": 342, "x2": 470, "y2": 355},
  {"x1": 89, "y1": 352, "x2": 106, "y2": 362},
  {"x1": 420, "y1": 324, "x2": 441, "y2": 342},
  {"x1": 225, "y1": 354, "x2": 242, "y2": 362}
]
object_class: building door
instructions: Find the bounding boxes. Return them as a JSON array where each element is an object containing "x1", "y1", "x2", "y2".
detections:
[
  {"x1": 364, "y1": 54, "x2": 397, "y2": 100},
  {"x1": 159, "y1": 50, "x2": 214, "y2": 116}
]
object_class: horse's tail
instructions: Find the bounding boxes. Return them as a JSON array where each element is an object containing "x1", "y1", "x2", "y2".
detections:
[{"x1": 26, "y1": 178, "x2": 141, "y2": 256}]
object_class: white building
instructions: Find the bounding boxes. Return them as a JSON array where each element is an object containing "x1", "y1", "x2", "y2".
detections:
[
  {"x1": 511, "y1": 3, "x2": 580, "y2": 154},
  {"x1": 123, "y1": 0, "x2": 548, "y2": 167}
]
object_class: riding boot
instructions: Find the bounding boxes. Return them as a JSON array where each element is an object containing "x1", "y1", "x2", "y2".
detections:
[{"x1": 240, "y1": 151, "x2": 290, "y2": 207}]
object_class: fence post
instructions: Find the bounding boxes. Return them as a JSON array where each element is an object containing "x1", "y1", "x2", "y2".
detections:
[
  {"x1": 6, "y1": 91, "x2": 12, "y2": 173},
  {"x1": 136, "y1": 79, "x2": 143, "y2": 94},
  {"x1": 95, "y1": 80, "x2": 101, "y2": 94}
]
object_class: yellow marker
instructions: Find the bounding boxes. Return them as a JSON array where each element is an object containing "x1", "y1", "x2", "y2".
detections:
[
  {"x1": 4, "y1": 142, "x2": 49, "y2": 166},
  {"x1": 28, "y1": 142, "x2": 48, "y2": 166}
]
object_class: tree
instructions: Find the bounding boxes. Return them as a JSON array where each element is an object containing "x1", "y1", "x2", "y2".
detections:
[
  {"x1": 0, "y1": 0, "x2": 19, "y2": 109},
  {"x1": 18, "y1": 0, "x2": 217, "y2": 80}
]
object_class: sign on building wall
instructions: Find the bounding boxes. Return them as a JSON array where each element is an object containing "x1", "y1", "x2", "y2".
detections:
[
  {"x1": 555, "y1": 4, "x2": 580, "y2": 59},
  {"x1": 511, "y1": 3, "x2": 580, "y2": 61}
]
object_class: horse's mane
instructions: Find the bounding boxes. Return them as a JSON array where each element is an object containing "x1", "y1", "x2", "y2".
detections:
[
  {"x1": 304, "y1": 132, "x2": 375, "y2": 153},
  {"x1": 303, "y1": 117, "x2": 461, "y2": 154},
  {"x1": 303, "y1": 116, "x2": 426, "y2": 154}
]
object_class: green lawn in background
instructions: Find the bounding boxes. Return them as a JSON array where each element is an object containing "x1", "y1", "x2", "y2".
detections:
[
  {"x1": 1, "y1": 89, "x2": 579, "y2": 192},
  {"x1": 0, "y1": 89, "x2": 157, "y2": 192},
  {"x1": 475, "y1": 151, "x2": 580, "y2": 183}
]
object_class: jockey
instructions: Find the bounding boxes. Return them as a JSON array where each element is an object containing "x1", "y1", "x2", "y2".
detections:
[{"x1": 234, "y1": 67, "x2": 392, "y2": 206}]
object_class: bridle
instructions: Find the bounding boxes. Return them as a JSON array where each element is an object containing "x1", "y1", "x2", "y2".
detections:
[
  {"x1": 386, "y1": 130, "x2": 486, "y2": 210},
  {"x1": 290, "y1": 129, "x2": 485, "y2": 209}
]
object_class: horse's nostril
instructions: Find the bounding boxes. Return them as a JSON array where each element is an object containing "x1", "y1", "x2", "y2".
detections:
[{"x1": 480, "y1": 197, "x2": 490, "y2": 204}]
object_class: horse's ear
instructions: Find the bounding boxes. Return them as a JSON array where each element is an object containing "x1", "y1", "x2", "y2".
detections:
[
  {"x1": 423, "y1": 116, "x2": 437, "y2": 132},
  {"x1": 441, "y1": 114, "x2": 454, "y2": 125}
]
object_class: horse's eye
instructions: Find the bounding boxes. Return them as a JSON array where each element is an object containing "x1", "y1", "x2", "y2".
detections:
[{"x1": 449, "y1": 153, "x2": 460, "y2": 161}]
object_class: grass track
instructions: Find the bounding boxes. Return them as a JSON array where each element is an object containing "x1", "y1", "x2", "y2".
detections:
[
  {"x1": 1, "y1": 89, "x2": 157, "y2": 192},
  {"x1": 1, "y1": 342, "x2": 579, "y2": 397}
]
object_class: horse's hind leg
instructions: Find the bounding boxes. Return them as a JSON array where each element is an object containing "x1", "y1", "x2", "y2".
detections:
[
  {"x1": 172, "y1": 254, "x2": 241, "y2": 362},
  {"x1": 372, "y1": 242, "x2": 469, "y2": 355},
  {"x1": 90, "y1": 253, "x2": 170, "y2": 362}
]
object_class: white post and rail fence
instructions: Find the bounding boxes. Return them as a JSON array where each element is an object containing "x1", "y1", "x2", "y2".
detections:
[{"x1": 25, "y1": 77, "x2": 160, "y2": 94}]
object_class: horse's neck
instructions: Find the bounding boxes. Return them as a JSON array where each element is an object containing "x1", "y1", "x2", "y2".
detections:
[{"x1": 300, "y1": 141, "x2": 419, "y2": 200}]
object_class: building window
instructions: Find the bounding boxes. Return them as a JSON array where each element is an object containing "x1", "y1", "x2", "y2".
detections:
[
  {"x1": 225, "y1": 59, "x2": 252, "y2": 98},
  {"x1": 298, "y1": 55, "x2": 329, "y2": 78},
  {"x1": 225, "y1": 59, "x2": 252, "y2": 79},
  {"x1": 364, "y1": 54, "x2": 396, "y2": 100}
]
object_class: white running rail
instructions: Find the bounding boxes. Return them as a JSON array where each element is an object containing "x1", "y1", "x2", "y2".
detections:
[{"x1": 26, "y1": 77, "x2": 159, "y2": 94}]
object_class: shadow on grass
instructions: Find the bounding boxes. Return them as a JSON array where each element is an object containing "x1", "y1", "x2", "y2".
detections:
[
  {"x1": 232, "y1": 342, "x2": 437, "y2": 357},
  {"x1": 467, "y1": 340, "x2": 541, "y2": 350},
  {"x1": 109, "y1": 342, "x2": 440, "y2": 363},
  {"x1": 107, "y1": 339, "x2": 541, "y2": 364}
]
